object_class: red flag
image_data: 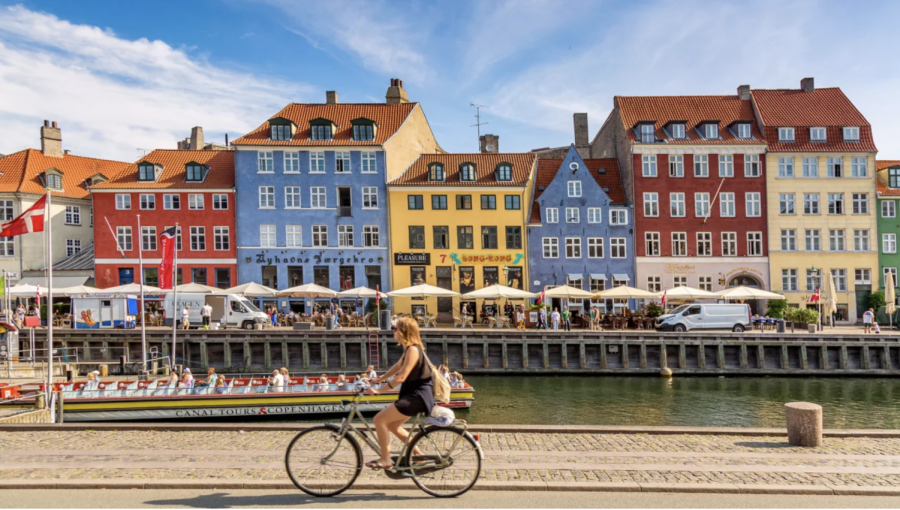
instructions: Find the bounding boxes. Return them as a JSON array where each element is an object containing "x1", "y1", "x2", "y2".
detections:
[
  {"x1": 0, "y1": 195, "x2": 46, "y2": 237},
  {"x1": 158, "y1": 227, "x2": 177, "y2": 289},
  {"x1": 661, "y1": 289, "x2": 667, "y2": 306},
  {"x1": 536, "y1": 288, "x2": 546, "y2": 304},
  {"x1": 807, "y1": 288, "x2": 820, "y2": 303},
  {"x1": 375, "y1": 284, "x2": 380, "y2": 308}
]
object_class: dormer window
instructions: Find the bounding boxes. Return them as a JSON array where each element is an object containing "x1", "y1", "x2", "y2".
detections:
[
  {"x1": 86, "y1": 173, "x2": 108, "y2": 187},
  {"x1": 496, "y1": 163, "x2": 512, "y2": 182},
  {"x1": 736, "y1": 123, "x2": 752, "y2": 139},
  {"x1": 639, "y1": 124, "x2": 655, "y2": 143},
  {"x1": 428, "y1": 163, "x2": 445, "y2": 182},
  {"x1": 351, "y1": 118, "x2": 376, "y2": 141},
  {"x1": 810, "y1": 127, "x2": 826, "y2": 141},
  {"x1": 185, "y1": 163, "x2": 205, "y2": 182},
  {"x1": 778, "y1": 127, "x2": 795, "y2": 142},
  {"x1": 890, "y1": 168, "x2": 900, "y2": 188},
  {"x1": 703, "y1": 123, "x2": 719, "y2": 139},
  {"x1": 268, "y1": 117, "x2": 295, "y2": 141},
  {"x1": 309, "y1": 119, "x2": 334, "y2": 141},
  {"x1": 669, "y1": 123, "x2": 686, "y2": 139},
  {"x1": 138, "y1": 163, "x2": 156, "y2": 182},
  {"x1": 44, "y1": 169, "x2": 63, "y2": 190},
  {"x1": 843, "y1": 126, "x2": 860, "y2": 142},
  {"x1": 459, "y1": 163, "x2": 476, "y2": 182}
]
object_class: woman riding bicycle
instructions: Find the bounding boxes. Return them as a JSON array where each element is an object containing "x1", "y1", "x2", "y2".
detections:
[{"x1": 365, "y1": 317, "x2": 432, "y2": 470}]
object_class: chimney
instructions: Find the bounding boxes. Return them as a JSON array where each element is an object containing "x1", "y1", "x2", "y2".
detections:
[
  {"x1": 574, "y1": 113, "x2": 589, "y2": 148},
  {"x1": 190, "y1": 126, "x2": 204, "y2": 150},
  {"x1": 385, "y1": 78, "x2": 409, "y2": 105},
  {"x1": 326, "y1": 91, "x2": 338, "y2": 104},
  {"x1": 479, "y1": 134, "x2": 499, "y2": 154},
  {"x1": 801, "y1": 77, "x2": 815, "y2": 93},
  {"x1": 737, "y1": 84, "x2": 751, "y2": 100},
  {"x1": 40, "y1": 120, "x2": 63, "y2": 158}
]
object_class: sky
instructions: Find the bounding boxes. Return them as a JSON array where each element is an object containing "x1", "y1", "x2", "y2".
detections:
[{"x1": 1, "y1": 0, "x2": 899, "y2": 162}]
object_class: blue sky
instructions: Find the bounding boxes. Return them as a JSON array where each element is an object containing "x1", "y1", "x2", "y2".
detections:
[{"x1": 1, "y1": 0, "x2": 899, "y2": 161}]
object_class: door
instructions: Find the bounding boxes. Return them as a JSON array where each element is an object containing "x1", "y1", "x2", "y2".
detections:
[
  {"x1": 436, "y1": 266, "x2": 453, "y2": 318},
  {"x1": 682, "y1": 305, "x2": 703, "y2": 329},
  {"x1": 100, "y1": 300, "x2": 113, "y2": 328},
  {"x1": 856, "y1": 285, "x2": 871, "y2": 319}
]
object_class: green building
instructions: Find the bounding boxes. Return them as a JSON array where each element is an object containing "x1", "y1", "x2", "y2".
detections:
[{"x1": 877, "y1": 160, "x2": 900, "y2": 305}]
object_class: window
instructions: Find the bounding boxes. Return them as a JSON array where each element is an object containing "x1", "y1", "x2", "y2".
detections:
[
  {"x1": 496, "y1": 164, "x2": 512, "y2": 181},
  {"x1": 720, "y1": 192, "x2": 735, "y2": 217},
  {"x1": 671, "y1": 232, "x2": 687, "y2": 256},
  {"x1": 116, "y1": 194, "x2": 131, "y2": 210},
  {"x1": 311, "y1": 187, "x2": 327, "y2": 208},
  {"x1": 694, "y1": 155, "x2": 709, "y2": 177},
  {"x1": 697, "y1": 232, "x2": 712, "y2": 256},
  {"x1": 588, "y1": 208, "x2": 602, "y2": 223},
  {"x1": 799, "y1": 157, "x2": 818, "y2": 178},
  {"x1": 778, "y1": 157, "x2": 794, "y2": 177},
  {"x1": 778, "y1": 127, "x2": 795, "y2": 142},
  {"x1": 670, "y1": 123, "x2": 685, "y2": 139},
  {"x1": 361, "y1": 152, "x2": 377, "y2": 173},
  {"x1": 408, "y1": 226, "x2": 425, "y2": 249},
  {"x1": 828, "y1": 193, "x2": 844, "y2": 214},
  {"x1": 433, "y1": 226, "x2": 449, "y2": 249},
  {"x1": 827, "y1": 157, "x2": 843, "y2": 178},
  {"x1": 187, "y1": 194, "x2": 203, "y2": 210},
  {"x1": 456, "y1": 195, "x2": 472, "y2": 210},
  {"x1": 832, "y1": 269, "x2": 847, "y2": 291},
  {"x1": 285, "y1": 187, "x2": 301, "y2": 208},
  {"x1": 257, "y1": 152, "x2": 274, "y2": 173},
  {"x1": 719, "y1": 155, "x2": 733, "y2": 177},
  {"x1": 66, "y1": 239, "x2": 81, "y2": 257},
  {"x1": 362, "y1": 187, "x2": 378, "y2": 209},
  {"x1": 611, "y1": 238, "x2": 626, "y2": 258},
  {"x1": 141, "y1": 226, "x2": 157, "y2": 251},
  {"x1": 745, "y1": 154, "x2": 761, "y2": 177},
  {"x1": 674, "y1": 276, "x2": 688, "y2": 287},
  {"x1": 567, "y1": 181, "x2": 582, "y2": 197},
  {"x1": 335, "y1": 152, "x2": 351, "y2": 173},
  {"x1": 283, "y1": 151, "x2": 300, "y2": 173},
  {"x1": 116, "y1": 227, "x2": 132, "y2": 251},
  {"x1": 431, "y1": 195, "x2": 448, "y2": 210},
  {"x1": 851, "y1": 157, "x2": 868, "y2": 177},
  {"x1": 191, "y1": 268, "x2": 208, "y2": 285},
  {"x1": 1, "y1": 202, "x2": 17, "y2": 254},
  {"x1": 645, "y1": 232, "x2": 660, "y2": 256},
  {"x1": 609, "y1": 209, "x2": 627, "y2": 225},
  {"x1": 778, "y1": 193, "x2": 795, "y2": 215},
  {"x1": 545, "y1": 207, "x2": 558, "y2": 223},
  {"x1": 542, "y1": 238, "x2": 558, "y2": 258},
  {"x1": 806, "y1": 269, "x2": 822, "y2": 292},
  {"x1": 565, "y1": 207, "x2": 580, "y2": 223},
  {"x1": 428, "y1": 164, "x2": 445, "y2": 182},
  {"x1": 270, "y1": 124, "x2": 291, "y2": 141},
  {"x1": 213, "y1": 226, "x2": 229, "y2": 251},
  {"x1": 643, "y1": 193, "x2": 658, "y2": 217},
  {"x1": 642, "y1": 155, "x2": 657, "y2": 177},
  {"x1": 698, "y1": 275, "x2": 713, "y2": 292},
  {"x1": 854, "y1": 229, "x2": 870, "y2": 251},
  {"x1": 481, "y1": 195, "x2": 496, "y2": 210},
  {"x1": 782, "y1": 269, "x2": 798, "y2": 291},
  {"x1": 722, "y1": 232, "x2": 737, "y2": 256},
  {"x1": 886, "y1": 267, "x2": 898, "y2": 287},
  {"x1": 506, "y1": 226, "x2": 522, "y2": 250},
  {"x1": 803, "y1": 193, "x2": 819, "y2": 214},
  {"x1": 352, "y1": 123, "x2": 374, "y2": 141},
  {"x1": 640, "y1": 124, "x2": 655, "y2": 143},
  {"x1": 748, "y1": 232, "x2": 763, "y2": 256},
  {"x1": 407, "y1": 195, "x2": 423, "y2": 210},
  {"x1": 258, "y1": 187, "x2": 274, "y2": 209},
  {"x1": 137, "y1": 164, "x2": 154, "y2": 182},
  {"x1": 457, "y1": 226, "x2": 474, "y2": 249},
  {"x1": 139, "y1": 194, "x2": 155, "y2": 210},
  {"x1": 737, "y1": 123, "x2": 752, "y2": 139},
  {"x1": 64, "y1": 205, "x2": 80, "y2": 225},
  {"x1": 853, "y1": 270, "x2": 872, "y2": 288},
  {"x1": 286, "y1": 225, "x2": 302, "y2": 247},
  {"x1": 885, "y1": 233, "x2": 897, "y2": 254},
  {"x1": 164, "y1": 194, "x2": 181, "y2": 210},
  {"x1": 805, "y1": 229, "x2": 821, "y2": 251},
  {"x1": 482, "y1": 227, "x2": 498, "y2": 249},
  {"x1": 891, "y1": 169, "x2": 900, "y2": 188},
  {"x1": 338, "y1": 225, "x2": 354, "y2": 247},
  {"x1": 190, "y1": 226, "x2": 206, "y2": 250},
  {"x1": 459, "y1": 163, "x2": 476, "y2": 181},
  {"x1": 310, "y1": 124, "x2": 332, "y2": 141},
  {"x1": 695, "y1": 192, "x2": 710, "y2": 217},
  {"x1": 647, "y1": 275, "x2": 661, "y2": 293},
  {"x1": 810, "y1": 127, "x2": 826, "y2": 141},
  {"x1": 565, "y1": 238, "x2": 581, "y2": 258},
  {"x1": 363, "y1": 226, "x2": 379, "y2": 247},
  {"x1": 829, "y1": 229, "x2": 845, "y2": 251},
  {"x1": 704, "y1": 124, "x2": 718, "y2": 139},
  {"x1": 505, "y1": 195, "x2": 521, "y2": 210},
  {"x1": 587, "y1": 237, "x2": 603, "y2": 258},
  {"x1": 884, "y1": 201, "x2": 897, "y2": 218},
  {"x1": 852, "y1": 193, "x2": 869, "y2": 214},
  {"x1": 185, "y1": 164, "x2": 204, "y2": 182},
  {"x1": 312, "y1": 225, "x2": 328, "y2": 247},
  {"x1": 781, "y1": 229, "x2": 796, "y2": 251},
  {"x1": 310, "y1": 152, "x2": 325, "y2": 173},
  {"x1": 670, "y1": 193, "x2": 685, "y2": 217},
  {"x1": 745, "y1": 192, "x2": 761, "y2": 217},
  {"x1": 843, "y1": 126, "x2": 860, "y2": 141},
  {"x1": 669, "y1": 155, "x2": 684, "y2": 177}
]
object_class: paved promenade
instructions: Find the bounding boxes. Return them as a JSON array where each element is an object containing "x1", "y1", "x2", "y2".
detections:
[{"x1": 2, "y1": 426, "x2": 900, "y2": 495}]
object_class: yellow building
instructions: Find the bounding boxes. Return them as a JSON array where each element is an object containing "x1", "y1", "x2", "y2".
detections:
[
  {"x1": 753, "y1": 80, "x2": 878, "y2": 322},
  {"x1": 387, "y1": 148, "x2": 536, "y2": 321}
]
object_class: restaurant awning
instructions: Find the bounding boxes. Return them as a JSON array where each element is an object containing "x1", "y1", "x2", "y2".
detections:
[
  {"x1": 612, "y1": 274, "x2": 630, "y2": 281},
  {"x1": 18, "y1": 276, "x2": 90, "y2": 288},
  {"x1": 589, "y1": 274, "x2": 607, "y2": 280},
  {"x1": 566, "y1": 273, "x2": 583, "y2": 281}
]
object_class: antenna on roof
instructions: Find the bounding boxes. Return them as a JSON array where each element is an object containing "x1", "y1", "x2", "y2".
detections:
[
  {"x1": 470, "y1": 103, "x2": 489, "y2": 151},
  {"x1": 137, "y1": 148, "x2": 148, "y2": 156}
]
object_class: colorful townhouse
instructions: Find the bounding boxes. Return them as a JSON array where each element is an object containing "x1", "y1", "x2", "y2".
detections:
[
  {"x1": 231, "y1": 80, "x2": 440, "y2": 312},
  {"x1": 876, "y1": 160, "x2": 900, "y2": 305},
  {"x1": 527, "y1": 145, "x2": 633, "y2": 316},
  {"x1": 753, "y1": 79, "x2": 878, "y2": 322},
  {"x1": 0, "y1": 121, "x2": 129, "y2": 287},
  {"x1": 91, "y1": 149, "x2": 237, "y2": 289},
  {"x1": 387, "y1": 145, "x2": 536, "y2": 321},
  {"x1": 593, "y1": 92, "x2": 770, "y2": 311}
]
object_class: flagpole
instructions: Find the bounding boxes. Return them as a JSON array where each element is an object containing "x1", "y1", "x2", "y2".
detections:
[
  {"x1": 137, "y1": 215, "x2": 146, "y2": 372},
  {"x1": 45, "y1": 189, "x2": 53, "y2": 394},
  {"x1": 171, "y1": 223, "x2": 178, "y2": 370}
]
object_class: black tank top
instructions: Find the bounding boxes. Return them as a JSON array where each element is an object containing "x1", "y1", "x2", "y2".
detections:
[{"x1": 403, "y1": 345, "x2": 431, "y2": 383}]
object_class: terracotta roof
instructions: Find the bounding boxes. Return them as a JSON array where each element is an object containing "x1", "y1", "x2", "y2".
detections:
[
  {"x1": 0, "y1": 149, "x2": 129, "y2": 199},
  {"x1": 529, "y1": 158, "x2": 624, "y2": 224},
  {"x1": 877, "y1": 181, "x2": 900, "y2": 197},
  {"x1": 615, "y1": 95, "x2": 765, "y2": 145},
  {"x1": 877, "y1": 161, "x2": 900, "y2": 196},
  {"x1": 877, "y1": 160, "x2": 900, "y2": 171},
  {"x1": 92, "y1": 150, "x2": 234, "y2": 190},
  {"x1": 751, "y1": 88, "x2": 876, "y2": 152},
  {"x1": 390, "y1": 153, "x2": 535, "y2": 187},
  {"x1": 232, "y1": 103, "x2": 418, "y2": 146}
]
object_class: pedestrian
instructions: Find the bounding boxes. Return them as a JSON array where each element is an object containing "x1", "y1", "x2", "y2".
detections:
[
  {"x1": 863, "y1": 308, "x2": 875, "y2": 334},
  {"x1": 201, "y1": 302, "x2": 213, "y2": 330},
  {"x1": 181, "y1": 305, "x2": 191, "y2": 330},
  {"x1": 562, "y1": 306, "x2": 571, "y2": 332},
  {"x1": 516, "y1": 306, "x2": 526, "y2": 331},
  {"x1": 551, "y1": 307, "x2": 561, "y2": 331},
  {"x1": 537, "y1": 306, "x2": 547, "y2": 330},
  {"x1": 14, "y1": 304, "x2": 24, "y2": 329}
]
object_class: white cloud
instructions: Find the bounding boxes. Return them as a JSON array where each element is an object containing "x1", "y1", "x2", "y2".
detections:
[{"x1": 0, "y1": 5, "x2": 311, "y2": 161}]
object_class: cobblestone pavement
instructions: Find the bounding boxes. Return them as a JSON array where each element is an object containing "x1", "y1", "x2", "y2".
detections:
[{"x1": 2, "y1": 430, "x2": 900, "y2": 489}]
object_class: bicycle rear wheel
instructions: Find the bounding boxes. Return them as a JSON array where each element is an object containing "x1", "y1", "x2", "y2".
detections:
[
  {"x1": 406, "y1": 426, "x2": 481, "y2": 497},
  {"x1": 285, "y1": 424, "x2": 362, "y2": 497}
]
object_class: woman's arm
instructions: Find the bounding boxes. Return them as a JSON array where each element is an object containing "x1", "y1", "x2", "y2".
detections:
[
  {"x1": 375, "y1": 355, "x2": 405, "y2": 382},
  {"x1": 377, "y1": 348, "x2": 418, "y2": 391}
]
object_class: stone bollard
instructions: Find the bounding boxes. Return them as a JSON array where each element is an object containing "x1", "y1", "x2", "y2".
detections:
[
  {"x1": 785, "y1": 402, "x2": 823, "y2": 447},
  {"x1": 34, "y1": 393, "x2": 45, "y2": 410},
  {"x1": 660, "y1": 367, "x2": 673, "y2": 378}
]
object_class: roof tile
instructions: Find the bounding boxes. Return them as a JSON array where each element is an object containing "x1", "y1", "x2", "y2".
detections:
[
  {"x1": 530, "y1": 158, "x2": 624, "y2": 224},
  {"x1": 92, "y1": 150, "x2": 234, "y2": 190},
  {"x1": 616, "y1": 95, "x2": 765, "y2": 145},
  {"x1": 0, "y1": 149, "x2": 129, "y2": 199},
  {"x1": 390, "y1": 153, "x2": 536, "y2": 187}
]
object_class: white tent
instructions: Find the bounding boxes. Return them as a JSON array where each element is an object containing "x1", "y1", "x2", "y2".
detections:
[
  {"x1": 461, "y1": 284, "x2": 535, "y2": 300},
  {"x1": 715, "y1": 286, "x2": 785, "y2": 300},
  {"x1": 175, "y1": 282, "x2": 224, "y2": 294},
  {"x1": 57, "y1": 285, "x2": 102, "y2": 297},
  {"x1": 656, "y1": 286, "x2": 718, "y2": 299},
  {"x1": 103, "y1": 283, "x2": 165, "y2": 295},
  {"x1": 336, "y1": 286, "x2": 388, "y2": 299},
  {"x1": 223, "y1": 282, "x2": 279, "y2": 297},
  {"x1": 388, "y1": 283, "x2": 459, "y2": 298},
  {"x1": 540, "y1": 285, "x2": 595, "y2": 299},
  {"x1": 594, "y1": 286, "x2": 658, "y2": 299},
  {"x1": 277, "y1": 283, "x2": 337, "y2": 298}
]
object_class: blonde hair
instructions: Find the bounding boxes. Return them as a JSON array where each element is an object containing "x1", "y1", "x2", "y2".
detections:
[
  {"x1": 395, "y1": 317, "x2": 424, "y2": 348},
  {"x1": 280, "y1": 367, "x2": 289, "y2": 377},
  {"x1": 215, "y1": 377, "x2": 226, "y2": 387}
]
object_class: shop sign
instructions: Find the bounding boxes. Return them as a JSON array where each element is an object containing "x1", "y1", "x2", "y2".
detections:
[
  {"x1": 726, "y1": 266, "x2": 764, "y2": 277},
  {"x1": 395, "y1": 253, "x2": 431, "y2": 265},
  {"x1": 251, "y1": 251, "x2": 382, "y2": 265},
  {"x1": 447, "y1": 253, "x2": 524, "y2": 265},
  {"x1": 664, "y1": 263, "x2": 696, "y2": 274}
]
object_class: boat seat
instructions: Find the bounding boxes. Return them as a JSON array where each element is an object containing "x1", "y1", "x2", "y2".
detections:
[{"x1": 290, "y1": 384, "x2": 308, "y2": 392}]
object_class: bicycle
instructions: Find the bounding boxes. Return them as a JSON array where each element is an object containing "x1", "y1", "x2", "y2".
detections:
[{"x1": 284, "y1": 388, "x2": 483, "y2": 497}]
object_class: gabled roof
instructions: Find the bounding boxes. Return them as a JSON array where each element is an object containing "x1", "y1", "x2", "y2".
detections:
[
  {"x1": 92, "y1": 150, "x2": 234, "y2": 190},
  {"x1": 232, "y1": 103, "x2": 418, "y2": 146},
  {"x1": 0, "y1": 149, "x2": 130, "y2": 199},
  {"x1": 877, "y1": 161, "x2": 900, "y2": 196},
  {"x1": 877, "y1": 160, "x2": 900, "y2": 171},
  {"x1": 390, "y1": 153, "x2": 536, "y2": 187},
  {"x1": 615, "y1": 95, "x2": 765, "y2": 145},
  {"x1": 751, "y1": 87, "x2": 876, "y2": 152},
  {"x1": 530, "y1": 157, "x2": 624, "y2": 224}
]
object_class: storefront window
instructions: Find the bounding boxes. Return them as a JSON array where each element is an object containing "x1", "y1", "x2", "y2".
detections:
[
  {"x1": 365, "y1": 265, "x2": 382, "y2": 291},
  {"x1": 314, "y1": 266, "x2": 329, "y2": 288},
  {"x1": 339, "y1": 266, "x2": 355, "y2": 290}
]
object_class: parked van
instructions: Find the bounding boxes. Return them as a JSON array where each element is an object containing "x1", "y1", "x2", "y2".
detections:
[
  {"x1": 655, "y1": 303, "x2": 751, "y2": 332},
  {"x1": 163, "y1": 293, "x2": 269, "y2": 330}
]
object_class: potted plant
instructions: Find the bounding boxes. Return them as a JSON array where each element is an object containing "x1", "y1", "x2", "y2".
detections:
[
  {"x1": 793, "y1": 308, "x2": 820, "y2": 333},
  {"x1": 645, "y1": 302, "x2": 664, "y2": 318}
]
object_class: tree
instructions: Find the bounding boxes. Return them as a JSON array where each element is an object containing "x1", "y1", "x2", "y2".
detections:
[
  {"x1": 765, "y1": 299, "x2": 788, "y2": 319},
  {"x1": 645, "y1": 303, "x2": 665, "y2": 318},
  {"x1": 869, "y1": 290, "x2": 887, "y2": 311}
]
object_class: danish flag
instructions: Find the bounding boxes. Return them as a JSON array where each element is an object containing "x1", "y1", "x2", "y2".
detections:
[
  {"x1": 0, "y1": 195, "x2": 46, "y2": 237},
  {"x1": 661, "y1": 289, "x2": 667, "y2": 306},
  {"x1": 808, "y1": 288, "x2": 821, "y2": 303},
  {"x1": 536, "y1": 288, "x2": 546, "y2": 304}
]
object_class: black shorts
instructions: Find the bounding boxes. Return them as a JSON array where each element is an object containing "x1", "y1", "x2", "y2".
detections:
[
  {"x1": 202, "y1": 316, "x2": 210, "y2": 326},
  {"x1": 394, "y1": 395, "x2": 429, "y2": 416}
]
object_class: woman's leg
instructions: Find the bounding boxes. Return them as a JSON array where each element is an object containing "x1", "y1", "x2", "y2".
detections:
[{"x1": 372, "y1": 404, "x2": 410, "y2": 466}]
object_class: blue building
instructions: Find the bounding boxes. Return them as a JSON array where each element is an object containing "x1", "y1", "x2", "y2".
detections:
[
  {"x1": 231, "y1": 80, "x2": 440, "y2": 311},
  {"x1": 527, "y1": 145, "x2": 636, "y2": 316}
]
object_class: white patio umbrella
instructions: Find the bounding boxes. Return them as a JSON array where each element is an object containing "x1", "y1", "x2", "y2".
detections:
[
  {"x1": 824, "y1": 270, "x2": 838, "y2": 328},
  {"x1": 103, "y1": 283, "x2": 165, "y2": 295},
  {"x1": 655, "y1": 286, "x2": 718, "y2": 299},
  {"x1": 175, "y1": 282, "x2": 224, "y2": 294},
  {"x1": 277, "y1": 283, "x2": 337, "y2": 298},
  {"x1": 594, "y1": 285, "x2": 658, "y2": 299},
  {"x1": 387, "y1": 283, "x2": 459, "y2": 298},
  {"x1": 540, "y1": 285, "x2": 596, "y2": 299},
  {"x1": 461, "y1": 284, "x2": 535, "y2": 300},
  {"x1": 57, "y1": 285, "x2": 102, "y2": 297},
  {"x1": 8, "y1": 284, "x2": 40, "y2": 296},
  {"x1": 336, "y1": 286, "x2": 388, "y2": 299},
  {"x1": 223, "y1": 282, "x2": 279, "y2": 297},
  {"x1": 886, "y1": 274, "x2": 896, "y2": 330},
  {"x1": 715, "y1": 286, "x2": 785, "y2": 300}
]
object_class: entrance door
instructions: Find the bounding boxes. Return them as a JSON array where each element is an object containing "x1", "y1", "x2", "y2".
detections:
[
  {"x1": 436, "y1": 266, "x2": 453, "y2": 319},
  {"x1": 100, "y1": 300, "x2": 113, "y2": 328},
  {"x1": 856, "y1": 285, "x2": 872, "y2": 319}
]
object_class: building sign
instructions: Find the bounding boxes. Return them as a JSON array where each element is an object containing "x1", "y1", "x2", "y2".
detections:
[
  {"x1": 410, "y1": 266, "x2": 426, "y2": 286},
  {"x1": 251, "y1": 252, "x2": 384, "y2": 266},
  {"x1": 726, "y1": 267, "x2": 764, "y2": 278},
  {"x1": 448, "y1": 253, "x2": 523, "y2": 265},
  {"x1": 394, "y1": 253, "x2": 431, "y2": 265},
  {"x1": 507, "y1": 267, "x2": 523, "y2": 290},
  {"x1": 664, "y1": 263, "x2": 696, "y2": 274},
  {"x1": 459, "y1": 266, "x2": 475, "y2": 294},
  {"x1": 483, "y1": 266, "x2": 499, "y2": 287}
]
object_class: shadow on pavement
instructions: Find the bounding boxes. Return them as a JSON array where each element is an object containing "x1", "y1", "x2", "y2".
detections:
[
  {"x1": 733, "y1": 441, "x2": 792, "y2": 449},
  {"x1": 143, "y1": 491, "x2": 432, "y2": 508}
]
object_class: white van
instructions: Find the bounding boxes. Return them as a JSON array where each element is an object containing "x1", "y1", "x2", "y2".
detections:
[
  {"x1": 655, "y1": 303, "x2": 751, "y2": 333},
  {"x1": 163, "y1": 293, "x2": 269, "y2": 330}
]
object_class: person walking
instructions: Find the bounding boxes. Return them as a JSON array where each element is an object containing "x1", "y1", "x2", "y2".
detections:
[
  {"x1": 537, "y1": 306, "x2": 547, "y2": 330},
  {"x1": 551, "y1": 307, "x2": 561, "y2": 331},
  {"x1": 562, "y1": 306, "x2": 571, "y2": 332},
  {"x1": 516, "y1": 306, "x2": 526, "y2": 331},
  {"x1": 863, "y1": 308, "x2": 875, "y2": 334},
  {"x1": 181, "y1": 305, "x2": 191, "y2": 330},
  {"x1": 200, "y1": 302, "x2": 213, "y2": 330}
]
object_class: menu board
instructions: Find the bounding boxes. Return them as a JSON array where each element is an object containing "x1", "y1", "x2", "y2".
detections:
[
  {"x1": 506, "y1": 266, "x2": 523, "y2": 289},
  {"x1": 410, "y1": 266, "x2": 426, "y2": 286},
  {"x1": 459, "y1": 266, "x2": 475, "y2": 294},
  {"x1": 483, "y1": 266, "x2": 499, "y2": 287}
]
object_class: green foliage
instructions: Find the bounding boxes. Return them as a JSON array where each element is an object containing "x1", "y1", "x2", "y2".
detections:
[
  {"x1": 765, "y1": 299, "x2": 787, "y2": 319},
  {"x1": 793, "y1": 307, "x2": 820, "y2": 325},
  {"x1": 39, "y1": 302, "x2": 70, "y2": 320},
  {"x1": 869, "y1": 291, "x2": 887, "y2": 311},
  {"x1": 645, "y1": 302, "x2": 665, "y2": 318},
  {"x1": 529, "y1": 303, "x2": 550, "y2": 311},
  {"x1": 783, "y1": 307, "x2": 797, "y2": 323}
]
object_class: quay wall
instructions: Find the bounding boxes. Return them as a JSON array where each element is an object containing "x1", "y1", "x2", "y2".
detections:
[{"x1": 24, "y1": 330, "x2": 900, "y2": 377}]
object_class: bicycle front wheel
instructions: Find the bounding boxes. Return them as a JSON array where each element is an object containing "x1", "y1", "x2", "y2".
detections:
[
  {"x1": 406, "y1": 426, "x2": 482, "y2": 497},
  {"x1": 285, "y1": 424, "x2": 362, "y2": 497}
]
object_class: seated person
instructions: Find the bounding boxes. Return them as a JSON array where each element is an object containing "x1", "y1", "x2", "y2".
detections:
[
  {"x1": 215, "y1": 377, "x2": 227, "y2": 394},
  {"x1": 452, "y1": 372, "x2": 466, "y2": 389},
  {"x1": 335, "y1": 374, "x2": 348, "y2": 390},
  {"x1": 317, "y1": 374, "x2": 329, "y2": 391}
]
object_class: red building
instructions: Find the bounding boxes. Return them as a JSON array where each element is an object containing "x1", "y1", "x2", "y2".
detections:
[
  {"x1": 91, "y1": 150, "x2": 236, "y2": 289},
  {"x1": 594, "y1": 90, "x2": 771, "y2": 294}
]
